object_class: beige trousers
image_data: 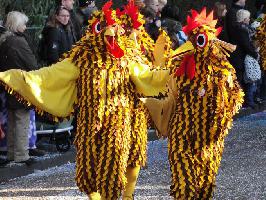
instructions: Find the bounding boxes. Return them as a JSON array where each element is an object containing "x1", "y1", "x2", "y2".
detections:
[{"x1": 7, "y1": 109, "x2": 30, "y2": 162}]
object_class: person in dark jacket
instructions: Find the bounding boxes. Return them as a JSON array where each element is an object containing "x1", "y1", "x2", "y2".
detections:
[
  {"x1": 42, "y1": 6, "x2": 74, "y2": 65},
  {"x1": 0, "y1": 11, "x2": 38, "y2": 166},
  {"x1": 143, "y1": 0, "x2": 167, "y2": 41},
  {"x1": 56, "y1": 0, "x2": 82, "y2": 42},
  {"x1": 214, "y1": 1, "x2": 229, "y2": 42},
  {"x1": 0, "y1": 23, "x2": 7, "y2": 157},
  {"x1": 161, "y1": 4, "x2": 187, "y2": 47},
  {"x1": 76, "y1": 0, "x2": 97, "y2": 28},
  {"x1": 255, "y1": 0, "x2": 266, "y2": 17},
  {"x1": 141, "y1": 6, "x2": 160, "y2": 41},
  {"x1": 230, "y1": 9, "x2": 259, "y2": 108},
  {"x1": 226, "y1": 0, "x2": 247, "y2": 87},
  {"x1": 226, "y1": 0, "x2": 246, "y2": 43}
]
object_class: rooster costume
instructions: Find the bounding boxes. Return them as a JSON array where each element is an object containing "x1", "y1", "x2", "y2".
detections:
[
  {"x1": 144, "y1": 8, "x2": 244, "y2": 199},
  {"x1": 256, "y1": 15, "x2": 266, "y2": 71}
]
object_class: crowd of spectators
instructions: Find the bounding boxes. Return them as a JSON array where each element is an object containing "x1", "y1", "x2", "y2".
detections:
[
  {"x1": 225, "y1": 0, "x2": 266, "y2": 108},
  {"x1": 0, "y1": 0, "x2": 265, "y2": 167},
  {"x1": 0, "y1": 0, "x2": 96, "y2": 167}
]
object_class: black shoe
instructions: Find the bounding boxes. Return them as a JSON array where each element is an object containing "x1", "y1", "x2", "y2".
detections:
[
  {"x1": 255, "y1": 97, "x2": 263, "y2": 104},
  {"x1": 0, "y1": 158, "x2": 13, "y2": 167},
  {"x1": 29, "y1": 149, "x2": 46, "y2": 157},
  {"x1": 247, "y1": 103, "x2": 258, "y2": 110},
  {"x1": 18, "y1": 158, "x2": 37, "y2": 166}
]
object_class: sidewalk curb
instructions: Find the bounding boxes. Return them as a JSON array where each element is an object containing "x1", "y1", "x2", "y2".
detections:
[{"x1": 0, "y1": 149, "x2": 76, "y2": 183}]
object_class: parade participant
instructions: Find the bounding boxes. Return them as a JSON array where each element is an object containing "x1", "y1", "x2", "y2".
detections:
[
  {"x1": 0, "y1": 1, "x2": 171, "y2": 199},
  {"x1": 256, "y1": 15, "x2": 265, "y2": 71},
  {"x1": 116, "y1": 1, "x2": 171, "y2": 198},
  {"x1": 255, "y1": 14, "x2": 266, "y2": 101},
  {"x1": 143, "y1": 8, "x2": 244, "y2": 199}
]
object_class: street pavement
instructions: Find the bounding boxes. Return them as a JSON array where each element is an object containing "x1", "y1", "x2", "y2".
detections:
[{"x1": 0, "y1": 111, "x2": 265, "y2": 200}]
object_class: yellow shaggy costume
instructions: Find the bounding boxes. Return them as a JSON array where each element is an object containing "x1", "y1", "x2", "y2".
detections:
[
  {"x1": 143, "y1": 8, "x2": 244, "y2": 199},
  {"x1": 256, "y1": 15, "x2": 266, "y2": 71}
]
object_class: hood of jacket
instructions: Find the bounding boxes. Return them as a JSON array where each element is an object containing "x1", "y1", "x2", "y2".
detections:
[{"x1": 0, "y1": 29, "x2": 13, "y2": 46}]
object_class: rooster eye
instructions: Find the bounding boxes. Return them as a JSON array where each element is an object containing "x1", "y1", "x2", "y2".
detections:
[
  {"x1": 92, "y1": 20, "x2": 101, "y2": 34},
  {"x1": 96, "y1": 23, "x2": 101, "y2": 32},
  {"x1": 196, "y1": 33, "x2": 208, "y2": 48}
]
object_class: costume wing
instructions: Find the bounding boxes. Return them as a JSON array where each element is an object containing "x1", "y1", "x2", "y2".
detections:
[
  {"x1": 140, "y1": 75, "x2": 177, "y2": 137},
  {"x1": 129, "y1": 61, "x2": 170, "y2": 96},
  {"x1": 0, "y1": 58, "x2": 79, "y2": 118}
]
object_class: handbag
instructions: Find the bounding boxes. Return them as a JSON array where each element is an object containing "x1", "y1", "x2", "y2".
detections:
[{"x1": 244, "y1": 54, "x2": 261, "y2": 82}]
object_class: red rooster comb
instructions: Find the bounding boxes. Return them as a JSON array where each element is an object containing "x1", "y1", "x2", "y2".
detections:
[
  {"x1": 183, "y1": 7, "x2": 219, "y2": 35},
  {"x1": 117, "y1": 0, "x2": 142, "y2": 29},
  {"x1": 102, "y1": 0, "x2": 115, "y2": 26}
]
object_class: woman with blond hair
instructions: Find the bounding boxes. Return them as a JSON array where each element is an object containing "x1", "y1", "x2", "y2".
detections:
[{"x1": 0, "y1": 11, "x2": 38, "y2": 166}]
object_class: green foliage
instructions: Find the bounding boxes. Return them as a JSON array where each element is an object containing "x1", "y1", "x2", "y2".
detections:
[
  {"x1": 0, "y1": 0, "x2": 55, "y2": 26},
  {"x1": 96, "y1": 0, "x2": 126, "y2": 8}
]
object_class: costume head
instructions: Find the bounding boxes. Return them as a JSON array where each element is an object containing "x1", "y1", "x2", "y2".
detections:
[
  {"x1": 256, "y1": 16, "x2": 266, "y2": 71},
  {"x1": 116, "y1": 0, "x2": 143, "y2": 34},
  {"x1": 76, "y1": 0, "x2": 125, "y2": 58},
  {"x1": 116, "y1": 0, "x2": 156, "y2": 57},
  {"x1": 175, "y1": 8, "x2": 236, "y2": 80}
]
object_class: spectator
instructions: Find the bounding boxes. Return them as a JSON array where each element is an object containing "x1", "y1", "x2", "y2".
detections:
[
  {"x1": 214, "y1": 1, "x2": 229, "y2": 42},
  {"x1": 0, "y1": 18, "x2": 5, "y2": 31},
  {"x1": 144, "y1": 0, "x2": 166, "y2": 16},
  {"x1": 133, "y1": 0, "x2": 145, "y2": 9},
  {"x1": 141, "y1": 6, "x2": 156, "y2": 23},
  {"x1": 161, "y1": 4, "x2": 187, "y2": 47},
  {"x1": 76, "y1": 0, "x2": 97, "y2": 31},
  {"x1": 255, "y1": 0, "x2": 266, "y2": 18},
  {"x1": 56, "y1": 0, "x2": 82, "y2": 42},
  {"x1": 226, "y1": 0, "x2": 246, "y2": 44},
  {"x1": 42, "y1": 6, "x2": 74, "y2": 65},
  {"x1": 0, "y1": 18, "x2": 3, "y2": 27},
  {"x1": 0, "y1": 91, "x2": 7, "y2": 150},
  {"x1": 232, "y1": 9, "x2": 259, "y2": 108},
  {"x1": 158, "y1": 0, "x2": 167, "y2": 14},
  {"x1": 141, "y1": 6, "x2": 159, "y2": 41},
  {"x1": 0, "y1": 24, "x2": 8, "y2": 157},
  {"x1": 226, "y1": 0, "x2": 247, "y2": 86},
  {"x1": 1, "y1": 22, "x2": 44, "y2": 156},
  {"x1": 28, "y1": 110, "x2": 46, "y2": 156},
  {"x1": 0, "y1": 11, "x2": 38, "y2": 166},
  {"x1": 143, "y1": 0, "x2": 166, "y2": 41}
]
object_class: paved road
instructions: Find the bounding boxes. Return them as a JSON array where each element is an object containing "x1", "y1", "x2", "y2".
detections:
[{"x1": 0, "y1": 111, "x2": 265, "y2": 200}]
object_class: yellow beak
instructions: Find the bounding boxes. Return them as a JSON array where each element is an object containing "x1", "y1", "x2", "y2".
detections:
[{"x1": 172, "y1": 40, "x2": 195, "y2": 58}]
